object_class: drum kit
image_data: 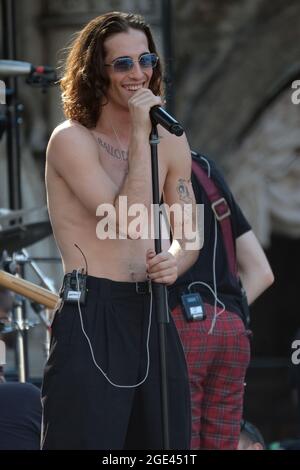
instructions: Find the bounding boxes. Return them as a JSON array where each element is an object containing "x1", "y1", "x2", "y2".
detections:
[{"x1": 0, "y1": 207, "x2": 60, "y2": 382}]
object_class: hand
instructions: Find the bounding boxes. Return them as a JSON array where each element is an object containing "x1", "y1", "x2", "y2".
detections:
[
  {"x1": 128, "y1": 89, "x2": 162, "y2": 133},
  {"x1": 146, "y1": 249, "x2": 178, "y2": 286}
]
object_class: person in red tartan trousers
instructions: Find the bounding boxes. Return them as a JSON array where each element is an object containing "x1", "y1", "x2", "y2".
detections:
[{"x1": 166, "y1": 151, "x2": 274, "y2": 450}]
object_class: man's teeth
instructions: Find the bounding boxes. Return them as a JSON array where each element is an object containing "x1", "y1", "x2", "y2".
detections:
[{"x1": 124, "y1": 85, "x2": 143, "y2": 91}]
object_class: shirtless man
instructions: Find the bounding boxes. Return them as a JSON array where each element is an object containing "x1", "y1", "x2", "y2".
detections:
[{"x1": 41, "y1": 12, "x2": 199, "y2": 450}]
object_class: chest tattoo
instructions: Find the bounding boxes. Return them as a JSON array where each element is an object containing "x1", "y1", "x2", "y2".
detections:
[{"x1": 97, "y1": 136, "x2": 128, "y2": 161}]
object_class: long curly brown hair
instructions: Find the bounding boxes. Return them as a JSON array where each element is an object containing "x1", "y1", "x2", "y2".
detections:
[{"x1": 60, "y1": 12, "x2": 164, "y2": 129}]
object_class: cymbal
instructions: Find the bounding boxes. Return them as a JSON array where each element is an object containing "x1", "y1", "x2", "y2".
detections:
[{"x1": 0, "y1": 221, "x2": 53, "y2": 253}]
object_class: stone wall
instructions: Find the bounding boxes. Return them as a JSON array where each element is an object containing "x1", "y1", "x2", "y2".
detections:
[
  {"x1": 174, "y1": 0, "x2": 300, "y2": 157},
  {"x1": 172, "y1": 0, "x2": 300, "y2": 247}
]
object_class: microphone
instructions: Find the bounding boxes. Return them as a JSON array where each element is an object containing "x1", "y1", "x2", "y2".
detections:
[
  {"x1": 150, "y1": 105, "x2": 184, "y2": 136},
  {"x1": 0, "y1": 60, "x2": 55, "y2": 77}
]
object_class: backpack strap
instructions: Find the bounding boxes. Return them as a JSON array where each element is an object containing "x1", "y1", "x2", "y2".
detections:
[{"x1": 191, "y1": 158, "x2": 238, "y2": 278}]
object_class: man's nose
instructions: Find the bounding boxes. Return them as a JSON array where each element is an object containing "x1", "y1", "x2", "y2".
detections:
[{"x1": 128, "y1": 62, "x2": 145, "y2": 78}]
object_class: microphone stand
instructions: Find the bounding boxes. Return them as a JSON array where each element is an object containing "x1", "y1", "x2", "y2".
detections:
[
  {"x1": 149, "y1": 123, "x2": 170, "y2": 449},
  {"x1": 21, "y1": 249, "x2": 56, "y2": 360}
]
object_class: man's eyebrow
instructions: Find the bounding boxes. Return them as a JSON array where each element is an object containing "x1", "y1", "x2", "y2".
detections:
[
  {"x1": 111, "y1": 51, "x2": 150, "y2": 61},
  {"x1": 111, "y1": 55, "x2": 130, "y2": 61}
]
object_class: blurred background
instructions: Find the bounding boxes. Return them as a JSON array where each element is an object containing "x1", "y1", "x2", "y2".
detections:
[{"x1": 0, "y1": 0, "x2": 299, "y2": 447}]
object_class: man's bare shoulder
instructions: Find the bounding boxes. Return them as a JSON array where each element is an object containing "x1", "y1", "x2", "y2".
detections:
[
  {"x1": 47, "y1": 120, "x2": 98, "y2": 167},
  {"x1": 49, "y1": 120, "x2": 95, "y2": 148}
]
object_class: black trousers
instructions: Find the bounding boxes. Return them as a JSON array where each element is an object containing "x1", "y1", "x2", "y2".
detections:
[{"x1": 41, "y1": 275, "x2": 191, "y2": 450}]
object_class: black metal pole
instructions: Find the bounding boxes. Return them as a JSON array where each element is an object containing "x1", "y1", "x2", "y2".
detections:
[
  {"x1": 1, "y1": 0, "x2": 28, "y2": 382},
  {"x1": 149, "y1": 123, "x2": 170, "y2": 449},
  {"x1": 161, "y1": 0, "x2": 175, "y2": 115},
  {"x1": 2, "y1": 0, "x2": 22, "y2": 210}
]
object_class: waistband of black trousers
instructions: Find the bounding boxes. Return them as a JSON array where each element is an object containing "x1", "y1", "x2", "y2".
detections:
[{"x1": 62, "y1": 273, "x2": 152, "y2": 298}]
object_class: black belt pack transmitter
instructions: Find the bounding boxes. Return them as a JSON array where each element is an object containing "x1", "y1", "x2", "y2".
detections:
[
  {"x1": 181, "y1": 292, "x2": 206, "y2": 321},
  {"x1": 62, "y1": 270, "x2": 87, "y2": 305}
]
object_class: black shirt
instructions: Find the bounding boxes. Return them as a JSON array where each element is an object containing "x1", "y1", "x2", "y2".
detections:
[{"x1": 169, "y1": 155, "x2": 251, "y2": 315}]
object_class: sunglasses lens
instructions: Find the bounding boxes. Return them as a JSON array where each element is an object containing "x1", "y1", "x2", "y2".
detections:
[
  {"x1": 140, "y1": 53, "x2": 158, "y2": 68},
  {"x1": 111, "y1": 54, "x2": 158, "y2": 72},
  {"x1": 113, "y1": 58, "x2": 133, "y2": 72}
]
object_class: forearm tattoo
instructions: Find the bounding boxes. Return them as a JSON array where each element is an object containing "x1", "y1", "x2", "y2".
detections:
[
  {"x1": 97, "y1": 136, "x2": 128, "y2": 161},
  {"x1": 176, "y1": 178, "x2": 192, "y2": 203}
]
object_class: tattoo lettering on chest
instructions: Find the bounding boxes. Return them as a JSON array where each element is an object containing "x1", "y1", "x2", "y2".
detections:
[
  {"x1": 97, "y1": 136, "x2": 128, "y2": 161},
  {"x1": 176, "y1": 178, "x2": 192, "y2": 203}
]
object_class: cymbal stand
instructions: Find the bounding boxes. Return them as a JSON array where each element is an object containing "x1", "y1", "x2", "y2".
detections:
[
  {"x1": 13, "y1": 281, "x2": 26, "y2": 382},
  {"x1": 30, "y1": 301, "x2": 51, "y2": 358},
  {"x1": 21, "y1": 249, "x2": 57, "y2": 358},
  {"x1": 21, "y1": 249, "x2": 56, "y2": 293},
  {"x1": 1, "y1": 253, "x2": 27, "y2": 382},
  {"x1": 2, "y1": 249, "x2": 57, "y2": 373},
  {"x1": 11, "y1": 286, "x2": 41, "y2": 381}
]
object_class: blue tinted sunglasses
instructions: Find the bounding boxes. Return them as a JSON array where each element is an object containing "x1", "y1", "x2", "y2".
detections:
[{"x1": 105, "y1": 53, "x2": 158, "y2": 73}]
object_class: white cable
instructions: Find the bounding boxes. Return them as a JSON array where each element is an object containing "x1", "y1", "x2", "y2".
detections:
[
  {"x1": 201, "y1": 156, "x2": 226, "y2": 331},
  {"x1": 200, "y1": 155, "x2": 211, "y2": 178},
  {"x1": 188, "y1": 207, "x2": 226, "y2": 333},
  {"x1": 76, "y1": 270, "x2": 152, "y2": 388},
  {"x1": 187, "y1": 280, "x2": 225, "y2": 312}
]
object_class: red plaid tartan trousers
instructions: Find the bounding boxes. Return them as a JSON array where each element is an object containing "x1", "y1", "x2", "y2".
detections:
[{"x1": 172, "y1": 303, "x2": 251, "y2": 450}]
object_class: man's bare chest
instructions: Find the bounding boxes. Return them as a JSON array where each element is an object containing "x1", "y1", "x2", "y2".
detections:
[{"x1": 92, "y1": 130, "x2": 167, "y2": 192}]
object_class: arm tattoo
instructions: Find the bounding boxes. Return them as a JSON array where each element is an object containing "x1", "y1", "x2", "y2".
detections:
[{"x1": 176, "y1": 178, "x2": 192, "y2": 203}]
